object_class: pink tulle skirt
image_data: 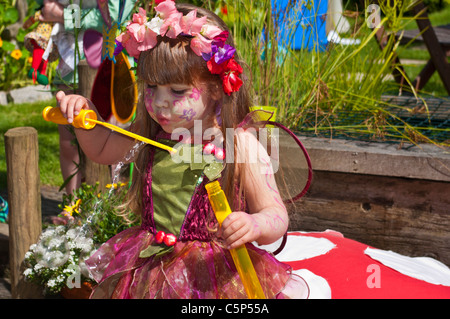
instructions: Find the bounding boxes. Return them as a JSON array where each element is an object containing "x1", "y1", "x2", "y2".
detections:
[{"x1": 86, "y1": 226, "x2": 309, "y2": 299}]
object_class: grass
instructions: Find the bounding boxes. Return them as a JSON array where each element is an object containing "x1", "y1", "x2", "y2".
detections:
[{"x1": 0, "y1": 98, "x2": 63, "y2": 189}]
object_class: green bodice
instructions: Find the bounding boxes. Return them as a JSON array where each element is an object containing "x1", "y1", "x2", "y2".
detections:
[{"x1": 151, "y1": 144, "x2": 203, "y2": 236}]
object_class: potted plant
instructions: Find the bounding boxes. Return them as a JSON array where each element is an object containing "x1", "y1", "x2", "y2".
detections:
[{"x1": 23, "y1": 182, "x2": 137, "y2": 298}]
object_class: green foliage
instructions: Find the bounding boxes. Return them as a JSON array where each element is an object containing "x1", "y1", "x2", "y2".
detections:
[
  {"x1": 0, "y1": 0, "x2": 32, "y2": 91},
  {"x1": 344, "y1": 0, "x2": 448, "y2": 13},
  {"x1": 60, "y1": 182, "x2": 138, "y2": 245}
]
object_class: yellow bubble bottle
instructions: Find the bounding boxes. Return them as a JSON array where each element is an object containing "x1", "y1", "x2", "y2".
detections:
[{"x1": 205, "y1": 180, "x2": 266, "y2": 299}]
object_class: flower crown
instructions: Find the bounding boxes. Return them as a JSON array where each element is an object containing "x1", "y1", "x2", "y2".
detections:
[{"x1": 116, "y1": 0, "x2": 243, "y2": 95}]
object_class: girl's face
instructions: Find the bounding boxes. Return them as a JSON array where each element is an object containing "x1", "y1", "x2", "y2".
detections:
[{"x1": 144, "y1": 83, "x2": 216, "y2": 134}]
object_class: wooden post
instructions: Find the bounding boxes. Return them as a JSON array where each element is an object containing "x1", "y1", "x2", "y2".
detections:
[
  {"x1": 77, "y1": 60, "x2": 111, "y2": 189},
  {"x1": 5, "y1": 127, "x2": 43, "y2": 298}
]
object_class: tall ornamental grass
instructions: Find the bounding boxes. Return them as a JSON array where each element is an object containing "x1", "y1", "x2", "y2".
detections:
[{"x1": 211, "y1": 0, "x2": 448, "y2": 146}]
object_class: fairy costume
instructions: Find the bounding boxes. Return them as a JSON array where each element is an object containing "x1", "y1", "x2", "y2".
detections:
[
  {"x1": 84, "y1": 1, "x2": 312, "y2": 298},
  {"x1": 85, "y1": 128, "x2": 310, "y2": 299}
]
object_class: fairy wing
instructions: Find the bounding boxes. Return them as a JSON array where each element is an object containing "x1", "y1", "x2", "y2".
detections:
[
  {"x1": 239, "y1": 110, "x2": 313, "y2": 204},
  {"x1": 91, "y1": 52, "x2": 137, "y2": 123},
  {"x1": 111, "y1": 51, "x2": 138, "y2": 124}
]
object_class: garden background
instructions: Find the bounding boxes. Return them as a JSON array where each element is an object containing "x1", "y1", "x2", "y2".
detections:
[
  {"x1": 1, "y1": 0, "x2": 449, "y2": 191},
  {"x1": 1, "y1": 0, "x2": 450, "y2": 298}
]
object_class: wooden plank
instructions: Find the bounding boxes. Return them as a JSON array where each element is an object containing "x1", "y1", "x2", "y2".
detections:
[
  {"x1": 399, "y1": 25, "x2": 450, "y2": 47},
  {"x1": 297, "y1": 135, "x2": 450, "y2": 182},
  {"x1": 289, "y1": 171, "x2": 450, "y2": 266}
]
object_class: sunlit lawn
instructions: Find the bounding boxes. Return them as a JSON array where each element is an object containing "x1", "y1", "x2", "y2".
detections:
[{"x1": 0, "y1": 98, "x2": 62, "y2": 189}]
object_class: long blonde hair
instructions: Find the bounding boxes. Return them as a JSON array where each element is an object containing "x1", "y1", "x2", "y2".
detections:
[{"x1": 125, "y1": 3, "x2": 253, "y2": 219}]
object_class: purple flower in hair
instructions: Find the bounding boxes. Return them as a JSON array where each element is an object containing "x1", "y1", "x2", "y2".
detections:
[
  {"x1": 202, "y1": 30, "x2": 231, "y2": 62},
  {"x1": 214, "y1": 44, "x2": 235, "y2": 64}
]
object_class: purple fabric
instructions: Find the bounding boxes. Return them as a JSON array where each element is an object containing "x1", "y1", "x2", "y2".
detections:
[
  {"x1": 83, "y1": 30, "x2": 103, "y2": 69},
  {"x1": 141, "y1": 147, "x2": 216, "y2": 242}
]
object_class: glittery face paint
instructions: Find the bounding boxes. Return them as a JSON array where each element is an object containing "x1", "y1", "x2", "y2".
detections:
[
  {"x1": 144, "y1": 87, "x2": 154, "y2": 113},
  {"x1": 144, "y1": 84, "x2": 214, "y2": 133}
]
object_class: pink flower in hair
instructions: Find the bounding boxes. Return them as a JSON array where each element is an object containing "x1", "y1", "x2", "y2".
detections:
[
  {"x1": 160, "y1": 12, "x2": 183, "y2": 38},
  {"x1": 116, "y1": 32, "x2": 141, "y2": 59},
  {"x1": 155, "y1": 0, "x2": 178, "y2": 19},
  {"x1": 138, "y1": 28, "x2": 158, "y2": 51},
  {"x1": 201, "y1": 24, "x2": 223, "y2": 39},
  {"x1": 126, "y1": 8, "x2": 149, "y2": 43},
  {"x1": 132, "y1": 7, "x2": 147, "y2": 25},
  {"x1": 191, "y1": 33, "x2": 213, "y2": 56},
  {"x1": 127, "y1": 22, "x2": 145, "y2": 42},
  {"x1": 180, "y1": 10, "x2": 206, "y2": 34}
]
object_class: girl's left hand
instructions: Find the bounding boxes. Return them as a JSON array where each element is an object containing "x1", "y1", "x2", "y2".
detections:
[{"x1": 218, "y1": 212, "x2": 261, "y2": 249}]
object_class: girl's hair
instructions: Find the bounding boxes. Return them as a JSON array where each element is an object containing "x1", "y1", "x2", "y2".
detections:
[{"x1": 126, "y1": 3, "x2": 253, "y2": 218}]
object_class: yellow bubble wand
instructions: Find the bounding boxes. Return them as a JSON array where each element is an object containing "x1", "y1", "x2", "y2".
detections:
[
  {"x1": 42, "y1": 106, "x2": 176, "y2": 153},
  {"x1": 205, "y1": 180, "x2": 266, "y2": 299}
]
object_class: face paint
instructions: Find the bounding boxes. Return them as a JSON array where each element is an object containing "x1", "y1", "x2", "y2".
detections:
[
  {"x1": 144, "y1": 84, "x2": 215, "y2": 133},
  {"x1": 180, "y1": 108, "x2": 197, "y2": 121},
  {"x1": 190, "y1": 88, "x2": 201, "y2": 101},
  {"x1": 145, "y1": 88, "x2": 154, "y2": 113}
]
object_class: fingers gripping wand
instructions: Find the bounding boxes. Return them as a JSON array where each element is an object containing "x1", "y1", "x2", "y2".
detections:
[
  {"x1": 205, "y1": 180, "x2": 266, "y2": 299},
  {"x1": 42, "y1": 107, "x2": 176, "y2": 153}
]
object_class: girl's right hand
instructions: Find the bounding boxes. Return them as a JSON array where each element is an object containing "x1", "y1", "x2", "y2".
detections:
[{"x1": 56, "y1": 91, "x2": 90, "y2": 124}]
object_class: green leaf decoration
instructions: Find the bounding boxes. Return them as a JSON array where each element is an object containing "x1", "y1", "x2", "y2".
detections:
[
  {"x1": 203, "y1": 160, "x2": 224, "y2": 181},
  {"x1": 139, "y1": 244, "x2": 174, "y2": 259}
]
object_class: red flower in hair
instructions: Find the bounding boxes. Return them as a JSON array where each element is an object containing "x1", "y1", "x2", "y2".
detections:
[
  {"x1": 207, "y1": 56, "x2": 243, "y2": 95},
  {"x1": 207, "y1": 57, "x2": 226, "y2": 75},
  {"x1": 222, "y1": 71, "x2": 243, "y2": 95}
]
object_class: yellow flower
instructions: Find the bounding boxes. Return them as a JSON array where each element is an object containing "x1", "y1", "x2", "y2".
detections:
[
  {"x1": 0, "y1": 37, "x2": 3, "y2": 48},
  {"x1": 27, "y1": 57, "x2": 33, "y2": 64},
  {"x1": 62, "y1": 199, "x2": 82, "y2": 216},
  {"x1": 106, "y1": 183, "x2": 127, "y2": 189},
  {"x1": 11, "y1": 49, "x2": 22, "y2": 60}
]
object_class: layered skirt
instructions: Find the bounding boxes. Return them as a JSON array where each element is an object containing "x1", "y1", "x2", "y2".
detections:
[{"x1": 86, "y1": 226, "x2": 309, "y2": 299}]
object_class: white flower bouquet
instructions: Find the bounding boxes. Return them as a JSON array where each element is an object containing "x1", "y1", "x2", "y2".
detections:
[{"x1": 23, "y1": 225, "x2": 96, "y2": 294}]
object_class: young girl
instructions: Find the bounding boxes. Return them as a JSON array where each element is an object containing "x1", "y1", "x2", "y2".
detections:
[{"x1": 56, "y1": 1, "x2": 309, "y2": 299}]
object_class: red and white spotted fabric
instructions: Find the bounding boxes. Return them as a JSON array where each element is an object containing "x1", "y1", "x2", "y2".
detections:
[{"x1": 256, "y1": 230, "x2": 450, "y2": 299}]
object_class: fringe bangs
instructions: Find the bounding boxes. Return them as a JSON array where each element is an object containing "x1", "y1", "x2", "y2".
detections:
[{"x1": 136, "y1": 37, "x2": 211, "y2": 86}]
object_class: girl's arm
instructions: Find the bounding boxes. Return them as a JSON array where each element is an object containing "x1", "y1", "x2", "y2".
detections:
[
  {"x1": 56, "y1": 91, "x2": 136, "y2": 165},
  {"x1": 219, "y1": 130, "x2": 289, "y2": 249}
]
